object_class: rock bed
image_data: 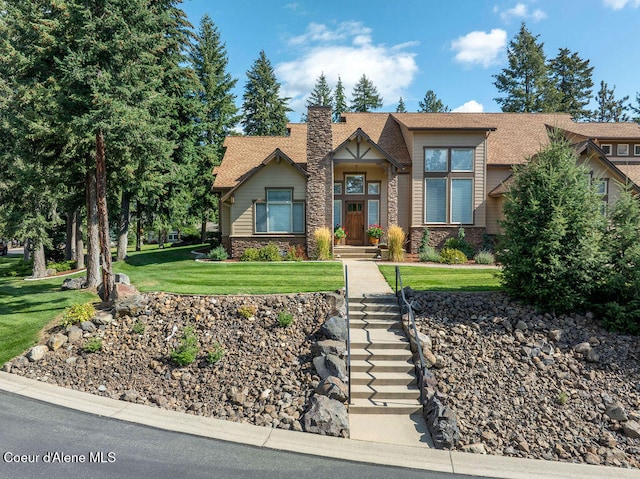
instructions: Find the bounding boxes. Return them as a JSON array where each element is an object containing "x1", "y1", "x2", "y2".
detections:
[
  {"x1": 7, "y1": 292, "x2": 331, "y2": 432},
  {"x1": 412, "y1": 291, "x2": 640, "y2": 469}
]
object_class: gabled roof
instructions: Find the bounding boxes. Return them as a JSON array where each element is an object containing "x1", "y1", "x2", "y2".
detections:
[
  {"x1": 559, "y1": 122, "x2": 640, "y2": 141},
  {"x1": 333, "y1": 127, "x2": 405, "y2": 170}
]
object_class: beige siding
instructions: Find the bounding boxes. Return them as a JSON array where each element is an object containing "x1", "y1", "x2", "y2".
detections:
[
  {"x1": 581, "y1": 154, "x2": 625, "y2": 205},
  {"x1": 230, "y1": 161, "x2": 306, "y2": 236},
  {"x1": 333, "y1": 139, "x2": 387, "y2": 162},
  {"x1": 410, "y1": 132, "x2": 487, "y2": 227},
  {"x1": 486, "y1": 166, "x2": 512, "y2": 234},
  {"x1": 397, "y1": 173, "x2": 411, "y2": 233}
]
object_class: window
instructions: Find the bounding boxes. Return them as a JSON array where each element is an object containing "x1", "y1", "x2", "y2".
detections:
[
  {"x1": 255, "y1": 189, "x2": 304, "y2": 233},
  {"x1": 618, "y1": 144, "x2": 629, "y2": 156},
  {"x1": 334, "y1": 183, "x2": 343, "y2": 195},
  {"x1": 635, "y1": 144, "x2": 640, "y2": 156},
  {"x1": 333, "y1": 200, "x2": 342, "y2": 228},
  {"x1": 368, "y1": 200, "x2": 379, "y2": 227},
  {"x1": 601, "y1": 144, "x2": 612, "y2": 155},
  {"x1": 345, "y1": 174, "x2": 365, "y2": 194},
  {"x1": 367, "y1": 182, "x2": 380, "y2": 195},
  {"x1": 424, "y1": 147, "x2": 475, "y2": 224},
  {"x1": 593, "y1": 179, "x2": 608, "y2": 196}
]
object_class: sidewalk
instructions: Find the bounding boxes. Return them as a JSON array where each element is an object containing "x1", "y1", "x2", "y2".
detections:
[{"x1": 343, "y1": 259, "x2": 394, "y2": 298}]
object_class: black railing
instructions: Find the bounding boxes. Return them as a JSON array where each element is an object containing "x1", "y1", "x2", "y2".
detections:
[
  {"x1": 395, "y1": 265, "x2": 426, "y2": 405},
  {"x1": 344, "y1": 264, "x2": 351, "y2": 404}
]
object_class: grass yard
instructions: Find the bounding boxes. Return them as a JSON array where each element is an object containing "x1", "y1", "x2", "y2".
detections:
[
  {"x1": 0, "y1": 256, "x2": 97, "y2": 364},
  {"x1": 114, "y1": 244, "x2": 344, "y2": 295},
  {"x1": 378, "y1": 265, "x2": 502, "y2": 292}
]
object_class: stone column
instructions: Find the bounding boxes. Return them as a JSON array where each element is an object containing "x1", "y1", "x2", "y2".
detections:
[
  {"x1": 305, "y1": 106, "x2": 333, "y2": 256},
  {"x1": 387, "y1": 164, "x2": 398, "y2": 226}
]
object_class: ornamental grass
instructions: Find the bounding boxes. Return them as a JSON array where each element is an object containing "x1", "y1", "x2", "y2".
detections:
[{"x1": 387, "y1": 225, "x2": 405, "y2": 262}]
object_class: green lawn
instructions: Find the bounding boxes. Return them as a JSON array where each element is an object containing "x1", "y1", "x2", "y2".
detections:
[
  {"x1": 0, "y1": 256, "x2": 97, "y2": 364},
  {"x1": 378, "y1": 265, "x2": 502, "y2": 292},
  {"x1": 113, "y1": 244, "x2": 344, "y2": 295}
]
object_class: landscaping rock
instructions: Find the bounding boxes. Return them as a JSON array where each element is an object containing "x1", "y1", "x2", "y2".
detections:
[
  {"x1": 113, "y1": 294, "x2": 147, "y2": 318},
  {"x1": 461, "y1": 443, "x2": 487, "y2": 454},
  {"x1": 115, "y1": 273, "x2": 130, "y2": 285},
  {"x1": 606, "y1": 402, "x2": 629, "y2": 422},
  {"x1": 27, "y1": 345, "x2": 48, "y2": 362},
  {"x1": 80, "y1": 321, "x2": 96, "y2": 333},
  {"x1": 10, "y1": 356, "x2": 29, "y2": 369},
  {"x1": 61, "y1": 277, "x2": 87, "y2": 290},
  {"x1": 424, "y1": 395, "x2": 460, "y2": 449},
  {"x1": 66, "y1": 326, "x2": 83, "y2": 343},
  {"x1": 47, "y1": 333, "x2": 68, "y2": 351},
  {"x1": 324, "y1": 354, "x2": 347, "y2": 382},
  {"x1": 320, "y1": 316, "x2": 347, "y2": 341},
  {"x1": 315, "y1": 376, "x2": 349, "y2": 403},
  {"x1": 93, "y1": 311, "x2": 114, "y2": 326},
  {"x1": 302, "y1": 395, "x2": 349, "y2": 438},
  {"x1": 623, "y1": 421, "x2": 640, "y2": 439},
  {"x1": 109, "y1": 283, "x2": 139, "y2": 302},
  {"x1": 311, "y1": 340, "x2": 347, "y2": 358}
]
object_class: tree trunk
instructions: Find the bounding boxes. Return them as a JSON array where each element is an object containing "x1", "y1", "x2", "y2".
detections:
[
  {"x1": 75, "y1": 209, "x2": 85, "y2": 270},
  {"x1": 32, "y1": 241, "x2": 47, "y2": 278},
  {"x1": 200, "y1": 218, "x2": 206, "y2": 244},
  {"x1": 23, "y1": 238, "x2": 31, "y2": 262},
  {"x1": 116, "y1": 191, "x2": 130, "y2": 261},
  {"x1": 86, "y1": 168, "x2": 101, "y2": 288},
  {"x1": 96, "y1": 130, "x2": 114, "y2": 301},
  {"x1": 65, "y1": 211, "x2": 77, "y2": 261},
  {"x1": 135, "y1": 201, "x2": 142, "y2": 251}
]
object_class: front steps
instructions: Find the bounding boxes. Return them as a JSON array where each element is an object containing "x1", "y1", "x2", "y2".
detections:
[
  {"x1": 334, "y1": 246, "x2": 380, "y2": 259},
  {"x1": 348, "y1": 295, "x2": 421, "y2": 415}
]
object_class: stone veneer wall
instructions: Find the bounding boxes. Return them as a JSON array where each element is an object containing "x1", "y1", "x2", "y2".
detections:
[
  {"x1": 387, "y1": 164, "x2": 398, "y2": 226},
  {"x1": 229, "y1": 236, "x2": 306, "y2": 259},
  {"x1": 305, "y1": 106, "x2": 333, "y2": 257},
  {"x1": 409, "y1": 227, "x2": 486, "y2": 254}
]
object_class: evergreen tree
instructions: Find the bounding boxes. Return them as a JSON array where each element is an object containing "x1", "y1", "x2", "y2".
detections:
[
  {"x1": 418, "y1": 90, "x2": 450, "y2": 112},
  {"x1": 242, "y1": 50, "x2": 291, "y2": 136},
  {"x1": 548, "y1": 48, "x2": 594, "y2": 121},
  {"x1": 396, "y1": 97, "x2": 407, "y2": 113},
  {"x1": 350, "y1": 74, "x2": 383, "y2": 112},
  {"x1": 493, "y1": 23, "x2": 554, "y2": 112},
  {"x1": 594, "y1": 81, "x2": 630, "y2": 122},
  {"x1": 631, "y1": 92, "x2": 640, "y2": 123},
  {"x1": 333, "y1": 76, "x2": 348, "y2": 122},
  {"x1": 301, "y1": 73, "x2": 332, "y2": 121},
  {"x1": 498, "y1": 132, "x2": 606, "y2": 312},
  {"x1": 189, "y1": 14, "x2": 239, "y2": 241}
]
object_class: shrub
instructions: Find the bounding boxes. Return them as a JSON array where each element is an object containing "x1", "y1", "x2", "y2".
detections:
[
  {"x1": 314, "y1": 227, "x2": 332, "y2": 260},
  {"x1": 418, "y1": 228, "x2": 430, "y2": 254},
  {"x1": 240, "y1": 248, "x2": 260, "y2": 262},
  {"x1": 444, "y1": 227, "x2": 475, "y2": 259},
  {"x1": 207, "y1": 245, "x2": 228, "y2": 261},
  {"x1": 474, "y1": 250, "x2": 495, "y2": 265},
  {"x1": 258, "y1": 242, "x2": 281, "y2": 262},
  {"x1": 439, "y1": 248, "x2": 467, "y2": 265},
  {"x1": 419, "y1": 246, "x2": 441, "y2": 263},
  {"x1": 206, "y1": 343, "x2": 225, "y2": 364},
  {"x1": 387, "y1": 225, "x2": 405, "y2": 262},
  {"x1": 61, "y1": 303, "x2": 95, "y2": 327},
  {"x1": 170, "y1": 327, "x2": 199, "y2": 366},
  {"x1": 237, "y1": 305, "x2": 256, "y2": 319},
  {"x1": 83, "y1": 337, "x2": 102, "y2": 353},
  {"x1": 283, "y1": 246, "x2": 304, "y2": 262},
  {"x1": 49, "y1": 260, "x2": 77, "y2": 273},
  {"x1": 132, "y1": 321, "x2": 146, "y2": 335},
  {"x1": 4, "y1": 260, "x2": 33, "y2": 277},
  {"x1": 555, "y1": 391, "x2": 569, "y2": 406},
  {"x1": 277, "y1": 311, "x2": 294, "y2": 328}
]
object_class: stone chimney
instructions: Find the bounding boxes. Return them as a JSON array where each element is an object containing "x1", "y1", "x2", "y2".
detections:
[{"x1": 305, "y1": 106, "x2": 333, "y2": 256}]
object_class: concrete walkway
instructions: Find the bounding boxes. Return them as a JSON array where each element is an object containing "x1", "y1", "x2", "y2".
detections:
[{"x1": 343, "y1": 259, "x2": 394, "y2": 298}]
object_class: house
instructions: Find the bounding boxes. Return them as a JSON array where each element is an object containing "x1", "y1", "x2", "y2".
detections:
[{"x1": 213, "y1": 106, "x2": 640, "y2": 258}]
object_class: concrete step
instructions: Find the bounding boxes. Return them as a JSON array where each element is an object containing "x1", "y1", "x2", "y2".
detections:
[
  {"x1": 350, "y1": 348, "x2": 413, "y2": 361},
  {"x1": 351, "y1": 295, "x2": 397, "y2": 304},
  {"x1": 349, "y1": 310, "x2": 399, "y2": 320},
  {"x1": 351, "y1": 371, "x2": 417, "y2": 386},
  {"x1": 349, "y1": 328, "x2": 410, "y2": 349},
  {"x1": 348, "y1": 303, "x2": 399, "y2": 313},
  {"x1": 351, "y1": 359, "x2": 414, "y2": 374},
  {"x1": 349, "y1": 319, "x2": 402, "y2": 330},
  {"x1": 336, "y1": 252, "x2": 380, "y2": 259},
  {"x1": 349, "y1": 398, "x2": 422, "y2": 415},
  {"x1": 351, "y1": 384, "x2": 420, "y2": 400}
]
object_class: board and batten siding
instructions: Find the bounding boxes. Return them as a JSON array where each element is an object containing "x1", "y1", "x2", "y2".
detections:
[
  {"x1": 230, "y1": 160, "x2": 306, "y2": 236},
  {"x1": 410, "y1": 132, "x2": 487, "y2": 227}
]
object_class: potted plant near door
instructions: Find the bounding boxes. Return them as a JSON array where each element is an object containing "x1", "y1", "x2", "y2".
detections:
[
  {"x1": 334, "y1": 226, "x2": 347, "y2": 245},
  {"x1": 366, "y1": 224, "x2": 384, "y2": 245}
]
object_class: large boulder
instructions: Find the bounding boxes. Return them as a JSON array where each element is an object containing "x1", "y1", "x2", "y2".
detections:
[
  {"x1": 324, "y1": 354, "x2": 348, "y2": 382},
  {"x1": 311, "y1": 339, "x2": 347, "y2": 358},
  {"x1": 303, "y1": 395, "x2": 349, "y2": 437},
  {"x1": 424, "y1": 395, "x2": 460, "y2": 449},
  {"x1": 315, "y1": 376, "x2": 349, "y2": 403},
  {"x1": 46, "y1": 333, "x2": 68, "y2": 351},
  {"x1": 320, "y1": 316, "x2": 347, "y2": 341},
  {"x1": 113, "y1": 294, "x2": 147, "y2": 318},
  {"x1": 61, "y1": 277, "x2": 87, "y2": 290},
  {"x1": 27, "y1": 345, "x2": 48, "y2": 362}
]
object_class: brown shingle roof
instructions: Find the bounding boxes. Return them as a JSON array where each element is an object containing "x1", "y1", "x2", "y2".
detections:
[{"x1": 560, "y1": 122, "x2": 640, "y2": 140}]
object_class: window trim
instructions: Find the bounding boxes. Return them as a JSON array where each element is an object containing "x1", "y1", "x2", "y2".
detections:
[
  {"x1": 344, "y1": 174, "x2": 365, "y2": 195},
  {"x1": 617, "y1": 144, "x2": 629, "y2": 156},
  {"x1": 254, "y1": 188, "x2": 305, "y2": 234},
  {"x1": 367, "y1": 182, "x2": 381, "y2": 195},
  {"x1": 367, "y1": 199, "x2": 380, "y2": 227},
  {"x1": 634, "y1": 144, "x2": 640, "y2": 156}
]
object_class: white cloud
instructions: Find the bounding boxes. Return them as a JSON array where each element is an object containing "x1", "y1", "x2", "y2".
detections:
[
  {"x1": 602, "y1": 0, "x2": 640, "y2": 9},
  {"x1": 452, "y1": 100, "x2": 484, "y2": 113},
  {"x1": 497, "y1": 2, "x2": 547, "y2": 22},
  {"x1": 451, "y1": 29, "x2": 507, "y2": 68},
  {"x1": 277, "y1": 22, "x2": 419, "y2": 119}
]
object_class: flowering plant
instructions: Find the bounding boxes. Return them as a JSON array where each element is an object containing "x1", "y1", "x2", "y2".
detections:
[
  {"x1": 334, "y1": 226, "x2": 347, "y2": 240},
  {"x1": 366, "y1": 224, "x2": 384, "y2": 239}
]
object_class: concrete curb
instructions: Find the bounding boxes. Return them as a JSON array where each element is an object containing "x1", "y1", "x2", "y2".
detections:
[{"x1": 1, "y1": 372, "x2": 637, "y2": 478}]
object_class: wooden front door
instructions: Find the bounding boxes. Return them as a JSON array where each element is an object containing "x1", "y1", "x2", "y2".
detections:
[{"x1": 345, "y1": 202, "x2": 364, "y2": 245}]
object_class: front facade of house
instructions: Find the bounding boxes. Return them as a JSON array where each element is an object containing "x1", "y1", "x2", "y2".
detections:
[{"x1": 213, "y1": 106, "x2": 640, "y2": 258}]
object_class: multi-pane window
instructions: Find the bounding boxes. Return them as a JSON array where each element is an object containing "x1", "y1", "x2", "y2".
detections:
[
  {"x1": 255, "y1": 189, "x2": 304, "y2": 233},
  {"x1": 424, "y1": 147, "x2": 474, "y2": 224}
]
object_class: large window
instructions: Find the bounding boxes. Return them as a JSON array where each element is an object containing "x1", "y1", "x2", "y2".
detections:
[
  {"x1": 256, "y1": 189, "x2": 304, "y2": 233},
  {"x1": 424, "y1": 147, "x2": 474, "y2": 224}
]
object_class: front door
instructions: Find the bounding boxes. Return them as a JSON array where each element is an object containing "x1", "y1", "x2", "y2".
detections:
[{"x1": 345, "y1": 202, "x2": 364, "y2": 245}]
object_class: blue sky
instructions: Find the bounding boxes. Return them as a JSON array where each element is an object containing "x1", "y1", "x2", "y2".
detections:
[{"x1": 181, "y1": 0, "x2": 640, "y2": 121}]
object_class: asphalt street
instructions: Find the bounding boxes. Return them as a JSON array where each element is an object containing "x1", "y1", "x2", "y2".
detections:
[{"x1": 0, "y1": 391, "x2": 490, "y2": 479}]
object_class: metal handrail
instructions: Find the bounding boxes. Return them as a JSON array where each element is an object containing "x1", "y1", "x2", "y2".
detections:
[
  {"x1": 395, "y1": 265, "x2": 426, "y2": 405},
  {"x1": 344, "y1": 264, "x2": 351, "y2": 404}
]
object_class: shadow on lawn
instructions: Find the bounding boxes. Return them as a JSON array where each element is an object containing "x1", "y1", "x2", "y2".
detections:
[{"x1": 123, "y1": 244, "x2": 206, "y2": 267}]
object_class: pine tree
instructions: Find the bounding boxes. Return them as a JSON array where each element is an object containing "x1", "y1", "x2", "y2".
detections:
[
  {"x1": 594, "y1": 81, "x2": 630, "y2": 122},
  {"x1": 418, "y1": 90, "x2": 450, "y2": 112},
  {"x1": 396, "y1": 97, "x2": 407, "y2": 113},
  {"x1": 333, "y1": 76, "x2": 348, "y2": 122},
  {"x1": 548, "y1": 48, "x2": 594, "y2": 121},
  {"x1": 493, "y1": 23, "x2": 554, "y2": 112},
  {"x1": 350, "y1": 74, "x2": 383, "y2": 112},
  {"x1": 189, "y1": 14, "x2": 239, "y2": 241},
  {"x1": 242, "y1": 50, "x2": 291, "y2": 136},
  {"x1": 301, "y1": 73, "x2": 332, "y2": 121},
  {"x1": 632, "y1": 92, "x2": 640, "y2": 123}
]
